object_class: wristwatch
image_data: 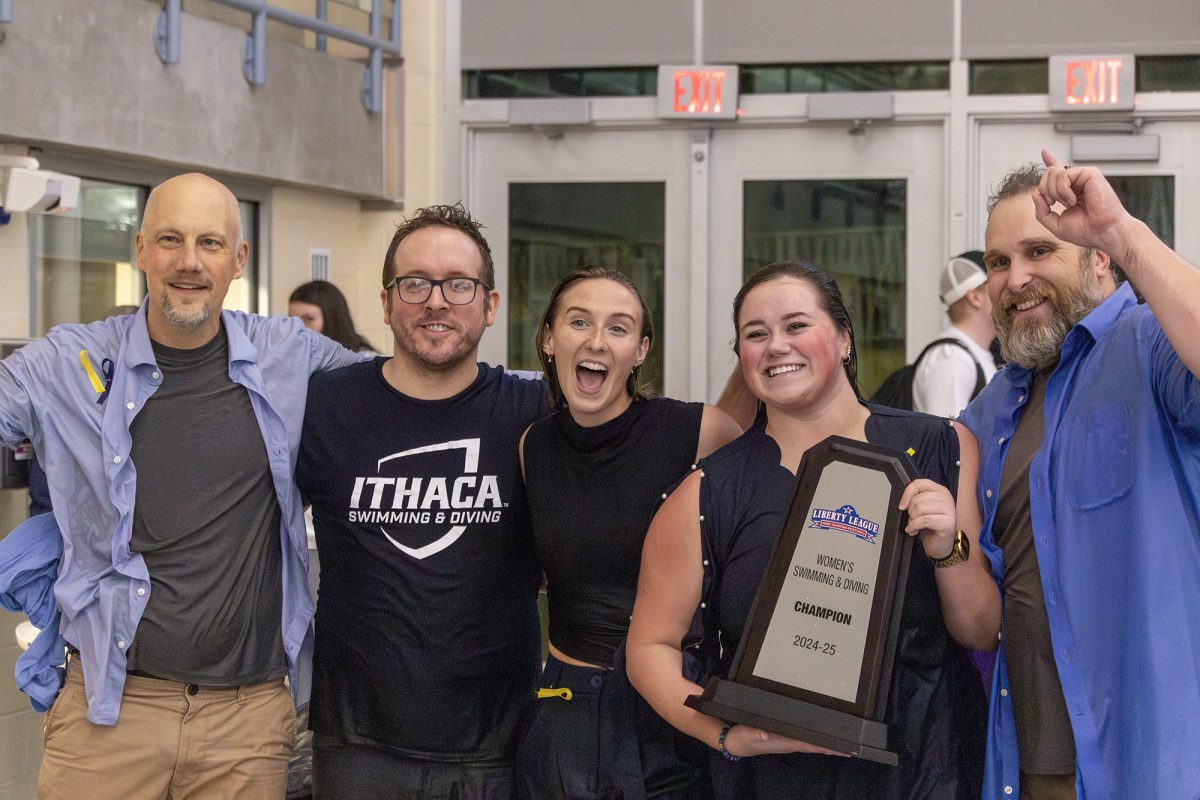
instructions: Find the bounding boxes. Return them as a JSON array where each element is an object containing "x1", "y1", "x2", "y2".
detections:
[{"x1": 930, "y1": 529, "x2": 969, "y2": 569}]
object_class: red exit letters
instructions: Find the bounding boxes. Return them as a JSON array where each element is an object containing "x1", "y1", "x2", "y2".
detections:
[
  {"x1": 1065, "y1": 59, "x2": 1124, "y2": 106},
  {"x1": 673, "y1": 69, "x2": 727, "y2": 115}
]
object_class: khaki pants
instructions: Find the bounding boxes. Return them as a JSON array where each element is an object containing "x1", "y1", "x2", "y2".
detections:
[{"x1": 39, "y1": 657, "x2": 295, "y2": 800}]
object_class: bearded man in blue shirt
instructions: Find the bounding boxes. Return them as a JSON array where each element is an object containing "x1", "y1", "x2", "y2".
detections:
[
  {"x1": 960, "y1": 150, "x2": 1200, "y2": 800},
  {"x1": 0, "y1": 173, "x2": 361, "y2": 799}
]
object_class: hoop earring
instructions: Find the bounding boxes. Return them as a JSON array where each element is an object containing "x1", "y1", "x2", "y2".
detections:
[{"x1": 842, "y1": 346, "x2": 852, "y2": 365}]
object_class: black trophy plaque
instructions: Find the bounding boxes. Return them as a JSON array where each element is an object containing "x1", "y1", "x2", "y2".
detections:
[{"x1": 685, "y1": 435, "x2": 919, "y2": 765}]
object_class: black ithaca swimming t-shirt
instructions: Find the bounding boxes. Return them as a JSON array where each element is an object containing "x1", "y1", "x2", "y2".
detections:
[{"x1": 297, "y1": 360, "x2": 548, "y2": 762}]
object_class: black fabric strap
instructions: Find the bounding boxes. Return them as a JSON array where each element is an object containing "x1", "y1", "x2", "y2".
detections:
[{"x1": 914, "y1": 337, "x2": 985, "y2": 400}]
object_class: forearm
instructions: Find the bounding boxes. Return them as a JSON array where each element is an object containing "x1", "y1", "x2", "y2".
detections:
[
  {"x1": 626, "y1": 642, "x2": 724, "y2": 751},
  {"x1": 931, "y1": 559, "x2": 1001, "y2": 651},
  {"x1": 307, "y1": 325, "x2": 370, "y2": 372},
  {"x1": 1106, "y1": 216, "x2": 1200, "y2": 377},
  {"x1": 715, "y1": 368, "x2": 757, "y2": 431}
]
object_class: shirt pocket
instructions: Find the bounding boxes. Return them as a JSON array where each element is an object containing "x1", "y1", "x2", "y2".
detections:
[{"x1": 1069, "y1": 401, "x2": 1133, "y2": 510}]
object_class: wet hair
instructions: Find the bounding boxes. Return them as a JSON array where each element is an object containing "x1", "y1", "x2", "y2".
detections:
[
  {"x1": 534, "y1": 266, "x2": 654, "y2": 409},
  {"x1": 381, "y1": 203, "x2": 494, "y2": 289},
  {"x1": 288, "y1": 280, "x2": 376, "y2": 353},
  {"x1": 732, "y1": 261, "x2": 861, "y2": 398}
]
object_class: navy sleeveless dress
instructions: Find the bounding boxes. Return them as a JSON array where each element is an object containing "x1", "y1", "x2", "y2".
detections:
[{"x1": 690, "y1": 406, "x2": 986, "y2": 800}]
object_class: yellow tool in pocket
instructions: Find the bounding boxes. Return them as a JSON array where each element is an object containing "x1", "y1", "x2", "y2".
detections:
[{"x1": 535, "y1": 687, "x2": 573, "y2": 701}]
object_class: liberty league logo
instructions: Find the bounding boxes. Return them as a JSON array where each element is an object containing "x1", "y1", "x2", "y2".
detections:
[
  {"x1": 809, "y1": 504, "x2": 881, "y2": 544},
  {"x1": 347, "y1": 438, "x2": 505, "y2": 559}
]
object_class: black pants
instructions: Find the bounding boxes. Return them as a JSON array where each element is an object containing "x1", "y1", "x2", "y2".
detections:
[
  {"x1": 515, "y1": 653, "x2": 709, "y2": 800},
  {"x1": 312, "y1": 737, "x2": 514, "y2": 800}
]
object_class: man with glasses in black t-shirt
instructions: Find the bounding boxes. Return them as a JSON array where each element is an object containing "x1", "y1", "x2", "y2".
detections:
[{"x1": 297, "y1": 204, "x2": 549, "y2": 799}]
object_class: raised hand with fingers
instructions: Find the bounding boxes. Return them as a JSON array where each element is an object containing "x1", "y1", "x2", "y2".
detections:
[{"x1": 1033, "y1": 148, "x2": 1136, "y2": 253}]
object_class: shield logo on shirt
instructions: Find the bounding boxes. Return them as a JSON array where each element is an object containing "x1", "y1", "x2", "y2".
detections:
[{"x1": 374, "y1": 438, "x2": 479, "y2": 560}]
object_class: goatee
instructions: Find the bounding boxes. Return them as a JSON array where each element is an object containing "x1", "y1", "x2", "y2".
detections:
[{"x1": 159, "y1": 294, "x2": 214, "y2": 330}]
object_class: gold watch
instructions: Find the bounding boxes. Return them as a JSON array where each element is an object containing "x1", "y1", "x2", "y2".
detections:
[{"x1": 930, "y1": 529, "x2": 969, "y2": 569}]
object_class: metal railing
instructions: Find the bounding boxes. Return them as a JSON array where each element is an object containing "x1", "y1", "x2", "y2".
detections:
[{"x1": 153, "y1": 0, "x2": 401, "y2": 113}]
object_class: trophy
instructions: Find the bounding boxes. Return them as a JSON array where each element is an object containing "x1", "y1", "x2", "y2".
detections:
[{"x1": 685, "y1": 435, "x2": 919, "y2": 765}]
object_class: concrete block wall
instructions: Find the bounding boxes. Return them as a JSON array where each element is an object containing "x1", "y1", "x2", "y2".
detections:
[{"x1": 0, "y1": 0, "x2": 396, "y2": 201}]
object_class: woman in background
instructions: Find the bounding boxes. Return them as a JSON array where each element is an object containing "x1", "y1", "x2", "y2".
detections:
[
  {"x1": 517, "y1": 266, "x2": 741, "y2": 800},
  {"x1": 286, "y1": 281, "x2": 374, "y2": 799},
  {"x1": 289, "y1": 280, "x2": 377, "y2": 354}
]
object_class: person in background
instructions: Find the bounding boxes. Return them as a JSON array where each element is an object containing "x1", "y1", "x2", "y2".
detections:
[
  {"x1": 912, "y1": 251, "x2": 999, "y2": 418},
  {"x1": 517, "y1": 266, "x2": 741, "y2": 800},
  {"x1": 290, "y1": 279, "x2": 378, "y2": 354},
  {"x1": 627, "y1": 261, "x2": 996, "y2": 800},
  {"x1": 961, "y1": 151, "x2": 1200, "y2": 800},
  {"x1": 910, "y1": 251, "x2": 1001, "y2": 688},
  {"x1": 286, "y1": 280, "x2": 376, "y2": 798}
]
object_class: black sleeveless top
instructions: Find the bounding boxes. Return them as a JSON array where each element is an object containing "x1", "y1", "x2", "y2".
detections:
[
  {"x1": 695, "y1": 406, "x2": 985, "y2": 800},
  {"x1": 525, "y1": 396, "x2": 703, "y2": 666}
]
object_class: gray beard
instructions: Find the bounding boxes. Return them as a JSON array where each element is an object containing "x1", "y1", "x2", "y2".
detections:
[
  {"x1": 994, "y1": 275, "x2": 1105, "y2": 370},
  {"x1": 159, "y1": 293, "x2": 213, "y2": 331}
]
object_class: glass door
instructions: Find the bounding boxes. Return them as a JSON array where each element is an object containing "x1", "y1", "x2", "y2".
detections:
[
  {"x1": 31, "y1": 179, "x2": 145, "y2": 334},
  {"x1": 741, "y1": 178, "x2": 908, "y2": 395},
  {"x1": 974, "y1": 120, "x2": 1196, "y2": 263},
  {"x1": 506, "y1": 182, "x2": 666, "y2": 390},
  {"x1": 470, "y1": 128, "x2": 695, "y2": 396},
  {"x1": 708, "y1": 123, "x2": 947, "y2": 400}
]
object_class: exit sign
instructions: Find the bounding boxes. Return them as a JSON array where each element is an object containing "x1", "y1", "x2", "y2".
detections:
[
  {"x1": 657, "y1": 65, "x2": 739, "y2": 119},
  {"x1": 1049, "y1": 54, "x2": 1135, "y2": 112}
]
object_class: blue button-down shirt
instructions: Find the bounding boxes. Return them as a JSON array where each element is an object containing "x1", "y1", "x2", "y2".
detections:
[
  {"x1": 961, "y1": 282, "x2": 1200, "y2": 800},
  {"x1": 0, "y1": 513, "x2": 66, "y2": 712},
  {"x1": 0, "y1": 306, "x2": 362, "y2": 724}
]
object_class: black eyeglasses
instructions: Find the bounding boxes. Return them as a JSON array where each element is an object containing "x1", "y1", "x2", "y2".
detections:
[{"x1": 387, "y1": 275, "x2": 488, "y2": 305}]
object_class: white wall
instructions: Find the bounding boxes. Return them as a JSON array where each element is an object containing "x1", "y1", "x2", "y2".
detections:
[{"x1": 269, "y1": 187, "x2": 394, "y2": 352}]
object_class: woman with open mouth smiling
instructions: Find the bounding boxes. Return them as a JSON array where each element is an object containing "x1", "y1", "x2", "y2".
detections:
[
  {"x1": 516, "y1": 266, "x2": 742, "y2": 800},
  {"x1": 626, "y1": 262, "x2": 1000, "y2": 800}
]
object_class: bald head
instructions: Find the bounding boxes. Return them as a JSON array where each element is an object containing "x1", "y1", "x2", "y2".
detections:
[
  {"x1": 135, "y1": 172, "x2": 250, "y2": 348},
  {"x1": 142, "y1": 173, "x2": 243, "y2": 246}
]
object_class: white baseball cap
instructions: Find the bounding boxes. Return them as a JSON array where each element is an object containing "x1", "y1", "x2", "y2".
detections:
[{"x1": 939, "y1": 250, "x2": 987, "y2": 306}]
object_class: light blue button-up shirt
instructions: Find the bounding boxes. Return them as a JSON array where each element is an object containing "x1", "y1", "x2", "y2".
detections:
[
  {"x1": 961, "y1": 282, "x2": 1200, "y2": 800},
  {"x1": 0, "y1": 306, "x2": 363, "y2": 724},
  {"x1": 0, "y1": 513, "x2": 66, "y2": 711}
]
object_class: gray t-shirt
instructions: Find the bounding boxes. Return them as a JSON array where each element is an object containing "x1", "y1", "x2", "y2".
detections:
[{"x1": 125, "y1": 324, "x2": 286, "y2": 685}]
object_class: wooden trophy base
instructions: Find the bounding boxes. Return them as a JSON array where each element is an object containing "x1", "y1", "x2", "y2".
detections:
[{"x1": 685, "y1": 677, "x2": 898, "y2": 766}]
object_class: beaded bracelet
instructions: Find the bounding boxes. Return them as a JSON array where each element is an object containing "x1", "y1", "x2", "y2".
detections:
[{"x1": 718, "y1": 723, "x2": 741, "y2": 762}]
